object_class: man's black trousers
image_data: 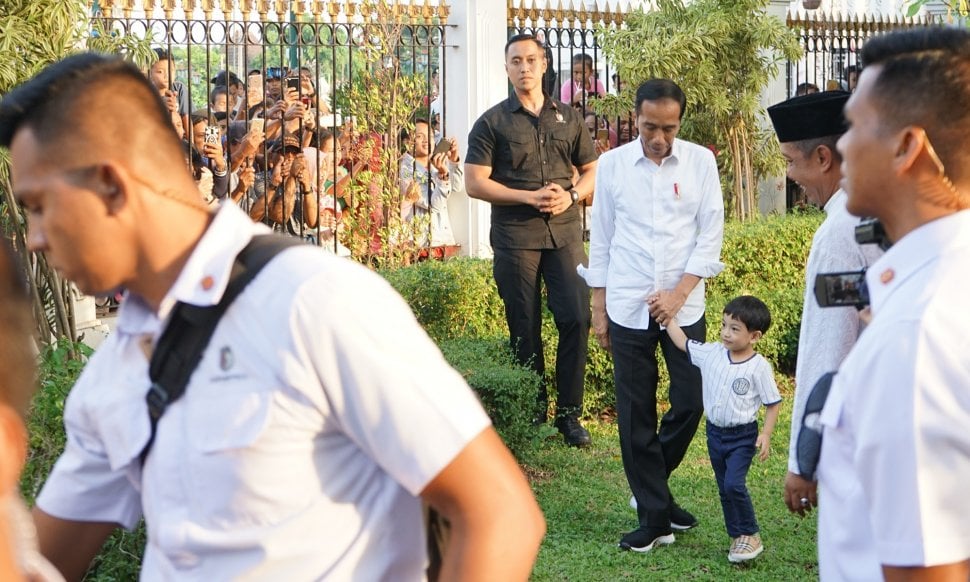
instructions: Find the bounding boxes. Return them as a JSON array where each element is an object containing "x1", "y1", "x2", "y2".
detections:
[
  {"x1": 492, "y1": 242, "x2": 590, "y2": 417},
  {"x1": 609, "y1": 316, "x2": 706, "y2": 528}
]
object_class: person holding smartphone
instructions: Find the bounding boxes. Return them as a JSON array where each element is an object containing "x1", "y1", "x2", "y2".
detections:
[{"x1": 400, "y1": 119, "x2": 463, "y2": 255}]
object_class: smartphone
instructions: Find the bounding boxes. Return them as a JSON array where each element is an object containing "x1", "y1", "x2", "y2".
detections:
[
  {"x1": 596, "y1": 128, "x2": 609, "y2": 142},
  {"x1": 432, "y1": 138, "x2": 451, "y2": 157},
  {"x1": 249, "y1": 117, "x2": 265, "y2": 135},
  {"x1": 248, "y1": 73, "x2": 263, "y2": 96},
  {"x1": 204, "y1": 126, "x2": 220, "y2": 145},
  {"x1": 814, "y1": 270, "x2": 869, "y2": 309},
  {"x1": 286, "y1": 76, "x2": 301, "y2": 92}
]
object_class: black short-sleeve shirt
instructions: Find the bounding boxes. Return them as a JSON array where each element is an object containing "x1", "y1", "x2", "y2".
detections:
[{"x1": 466, "y1": 92, "x2": 597, "y2": 249}]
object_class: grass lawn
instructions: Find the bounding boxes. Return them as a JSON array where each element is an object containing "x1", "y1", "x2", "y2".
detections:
[{"x1": 528, "y1": 380, "x2": 819, "y2": 581}]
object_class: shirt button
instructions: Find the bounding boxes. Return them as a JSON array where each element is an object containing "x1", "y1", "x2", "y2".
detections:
[
  {"x1": 201, "y1": 275, "x2": 214, "y2": 290},
  {"x1": 879, "y1": 268, "x2": 894, "y2": 284}
]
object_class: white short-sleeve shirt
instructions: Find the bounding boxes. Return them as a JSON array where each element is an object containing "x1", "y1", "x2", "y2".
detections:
[
  {"x1": 817, "y1": 210, "x2": 970, "y2": 578},
  {"x1": 687, "y1": 341, "x2": 781, "y2": 428},
  {"x1": 37, "y1": 203, "x2": 492, "y2": 581}
]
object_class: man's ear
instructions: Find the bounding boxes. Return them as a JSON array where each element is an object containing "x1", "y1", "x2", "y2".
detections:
[
  {"x1": 92, "y1": 163, "x2": 128, "y2": 215},
  {"x1": 892, "y1": 127, "x2": 925, "y2": 177},
  {"x1": 815, "y1": 144, "x2": 835, "y2": 172},
  {"x1": 0, "y1": 406, "x2": 26, "y2": 497}
]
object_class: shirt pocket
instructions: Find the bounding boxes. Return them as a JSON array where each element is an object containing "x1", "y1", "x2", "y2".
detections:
[
  {"x1": 547, "y1": 127, "x2": 574, "y2": 162},
  {"x1": 506, "y1": 135, "x2": 532, "y2": 171},
  {"x1": 187, "y1": 388, "x2": 272, "y2": 454}
]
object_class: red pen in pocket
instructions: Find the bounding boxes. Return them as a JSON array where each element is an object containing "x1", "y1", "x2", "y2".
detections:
[{"x1": 674, "y1": 183, "x2": 680, "y2": 200}]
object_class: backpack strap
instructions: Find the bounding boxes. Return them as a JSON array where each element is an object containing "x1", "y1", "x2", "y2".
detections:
[{"x1": 139, "y1": 234, "x2": 304, "y2": 466}]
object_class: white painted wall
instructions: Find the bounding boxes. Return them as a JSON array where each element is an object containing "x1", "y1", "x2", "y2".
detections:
[{"x1": 445, "y1": 0, "x2": 509, "y2": 258}]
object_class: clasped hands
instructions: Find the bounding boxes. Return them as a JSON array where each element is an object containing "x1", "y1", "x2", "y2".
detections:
[{"x1": 528, "y1": 183, "x2": 573, "y2": 215}]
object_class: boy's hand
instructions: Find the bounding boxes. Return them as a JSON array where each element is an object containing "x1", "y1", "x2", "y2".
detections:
[{"x1": 755, "y1": 433, "x2": 771, "y2": 461}]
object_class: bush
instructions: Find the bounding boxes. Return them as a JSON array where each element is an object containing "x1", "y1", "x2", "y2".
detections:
[
  {"x1": 380, "y1": 258, "x2": 506, "y2": 343},
  {"x1": 438, "y1": 336, "x2": 548, "y2": 460}
]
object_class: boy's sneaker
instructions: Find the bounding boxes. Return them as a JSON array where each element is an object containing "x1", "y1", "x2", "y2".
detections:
[
  {"x1": 618, "y1": 527, "x2": 675, "y2": 553},
  {"x1": 728, "y1": 533, "x2": 764, "y2": 563},
  {"x1": 670, "y1": 503, "x2": 698, "y2": 531}
]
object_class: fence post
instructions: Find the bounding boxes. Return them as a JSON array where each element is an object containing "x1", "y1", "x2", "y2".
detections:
[
  {"x1": 759, "y1": 0, "x2": 792, "y2": 216},
  {"x1": 443, "y1": 0, "x2": 508, "y2": 258}
]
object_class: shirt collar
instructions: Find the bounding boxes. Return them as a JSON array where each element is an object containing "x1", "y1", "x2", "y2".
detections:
[
  {"x1": 116, "y1": 203, "x2": 270, "y2": 334},
  {"x1": 822, "y1": 189, "x2": 848, "y2": 215},
  {"x1": 506, "y1": 90, "x2": 557, "y2": 115},
  {"x1": 625, "y1": 137, "x2": 683, "y2": 167},
  {"x1": 867, "y1": 209, "x2": 970, "y2": 310}
]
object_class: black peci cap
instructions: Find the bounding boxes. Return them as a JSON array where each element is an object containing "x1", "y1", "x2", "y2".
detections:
[{"x1": 767, "y1": 91, "x2": 850, "y2": 142}]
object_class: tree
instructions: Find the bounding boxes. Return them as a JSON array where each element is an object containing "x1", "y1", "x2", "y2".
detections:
[
  {"x1": 333, "y1": 2, "x2": 434, "y2": 267},
  {"x1": 592, "y1": 0, "x2": 802, "y2": 220},
  {"x1": 0, "y1": 0, "x2": 154, "y2": 351}
]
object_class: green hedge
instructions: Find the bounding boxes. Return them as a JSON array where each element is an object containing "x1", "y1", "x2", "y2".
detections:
[
  {"x1": 383, "y1": 211, "x2": 823, "y2": 421},
  {"x1": 438, "y1": 337, "x2": 548, "y2": 459}
]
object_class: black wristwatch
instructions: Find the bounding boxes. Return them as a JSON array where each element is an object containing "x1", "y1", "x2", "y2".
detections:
[{"x1": 570, "y1": 189, "x2": 581, "y2": 206}]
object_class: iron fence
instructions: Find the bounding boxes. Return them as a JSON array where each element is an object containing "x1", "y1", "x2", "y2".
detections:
[{"x1": 785, "y1": 10, "x2": 940, "y2": 97}]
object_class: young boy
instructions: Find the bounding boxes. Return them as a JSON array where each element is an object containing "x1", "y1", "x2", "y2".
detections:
[{"x1": 662, "y1": 295, "x2": 781, "y2": 563}]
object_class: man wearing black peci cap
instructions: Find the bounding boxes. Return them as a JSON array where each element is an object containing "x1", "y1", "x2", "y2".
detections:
[{"x1": 766, "y1": 91, "x2": 881, "y2": 520}]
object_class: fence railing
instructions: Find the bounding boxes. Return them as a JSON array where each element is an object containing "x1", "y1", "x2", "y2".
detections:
[
  {"x1": 785, "y1": 10, "x2": 940, "y2": 96},
  {"x1": 89, "y1": 0, "x2": 453, "y2": 266}
]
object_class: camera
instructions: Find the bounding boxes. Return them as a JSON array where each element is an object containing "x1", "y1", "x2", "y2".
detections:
[
  {"x1": 854, "y1": 217, "x2": 891, "y2": 250},
  {"x1": 814, "y1": 270, "x2": 868, "y2": 309},
  {"x1": 814, "y1": 218, "x2": 890, "y2": 309}
]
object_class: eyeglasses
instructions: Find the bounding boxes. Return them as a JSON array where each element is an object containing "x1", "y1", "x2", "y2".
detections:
[
  {"x1": 795, "y1": 371, "x2": 835, "y2": 481},
  {"x1": 265, "y1": 67, "x2": 283, "y2": 80}
]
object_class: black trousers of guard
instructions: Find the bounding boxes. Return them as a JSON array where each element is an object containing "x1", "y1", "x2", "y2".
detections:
[
  {"x1": 492, "y1": 242, "x2": 590, "y2": 418},
  {"x1": 609, "y1": 316, "x2": 706, "y2": 529}
]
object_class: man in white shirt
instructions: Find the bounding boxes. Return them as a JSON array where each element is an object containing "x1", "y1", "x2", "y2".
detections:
[
  {"x1": 765, "y1": 91, "x2": 882, "y2": 517},
  {"x1": 581, "y1": 79, "x2": 724, "y2": 551},
  {"x1": 0, "y1": 53, "x2": 545, "y2": 581},
  {"x1": 816, "y1": 27, "x2": 970, "y2": 580}
]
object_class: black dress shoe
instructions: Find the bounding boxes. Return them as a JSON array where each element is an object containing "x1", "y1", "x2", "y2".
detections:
[{"x1": 554, "y1": 415, "x2": 591, "y2": 447}]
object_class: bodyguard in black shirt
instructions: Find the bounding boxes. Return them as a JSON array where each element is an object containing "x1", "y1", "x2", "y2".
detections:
[{"x1": 465, "y1": 33, "x2": 598, "y2": 447}]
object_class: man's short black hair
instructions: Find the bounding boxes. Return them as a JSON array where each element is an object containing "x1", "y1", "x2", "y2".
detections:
[
  {"x1": 505, "y1": 33, "x2": 545, "y2": 56},
  {"x1": 723, "y1": 295, "x2": 772, "y2": 334},
  {"x1": 860, "y1": 26, "x2": 970, "y2": 183},
  {"x1": 571, "y1": 53, "x2": 594, "y2": 66},
  {"x1": 0, "y1": 52, "x2": 171, "y2": 148},
  {"x1": 211, "y1": 70, "x2": 242, "y2": 88},
  {"x1": 635, "y1": 79, "x2": 687, "y2": 120}
]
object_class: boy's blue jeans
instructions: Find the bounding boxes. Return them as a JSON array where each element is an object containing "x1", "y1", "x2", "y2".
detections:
[{"x1": 706, "y1": 420, "x2": 760, "y2": 538}]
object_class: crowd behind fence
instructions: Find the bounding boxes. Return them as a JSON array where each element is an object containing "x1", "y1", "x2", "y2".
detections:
[{"x1": 91, "y1": 0, "x2": 453, "y2": 266}]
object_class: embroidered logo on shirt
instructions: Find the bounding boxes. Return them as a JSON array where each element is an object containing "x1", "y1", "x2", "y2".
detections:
[
  {"x1": 732, "y1": 378, "x2": 750, "y2": 395},
  {"x1": 219, "y1": 346, "x2": 234, "y2": 371}
]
